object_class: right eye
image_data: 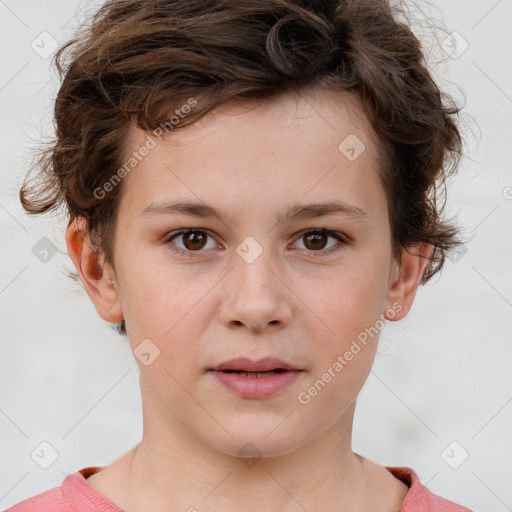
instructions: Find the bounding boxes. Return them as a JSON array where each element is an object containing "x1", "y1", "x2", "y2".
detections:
[{"x1": 164, "y1": 229, "x2": 220, "y2": 256}]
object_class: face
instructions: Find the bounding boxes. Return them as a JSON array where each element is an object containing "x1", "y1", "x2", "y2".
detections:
[{"x1": 67, "y1": 88, "x2": 430, "y2": 459}]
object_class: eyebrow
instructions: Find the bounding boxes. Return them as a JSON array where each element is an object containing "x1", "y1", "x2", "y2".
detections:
[{"x1": 141, "y1": 199, "x2": 367, "y2": 223}]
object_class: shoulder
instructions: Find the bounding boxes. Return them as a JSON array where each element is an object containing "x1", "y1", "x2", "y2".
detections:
[
  {"x1": 387, "y1": 467, "x2": 474, "y2": 512},
  {"x1": 5, "y1": 485, "x2": 66, "y2": 512},
  {"x1": 4, "y1": 466, "x2": 113, "y2": 512}
]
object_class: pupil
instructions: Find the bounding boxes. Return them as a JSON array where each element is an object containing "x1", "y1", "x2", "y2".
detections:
[
  {"x1": 184, "y1": 231, "x2": 206, "y2": 250},
  {"x1": 305, "y1": 232, "x2": 326, "y2": 250}
]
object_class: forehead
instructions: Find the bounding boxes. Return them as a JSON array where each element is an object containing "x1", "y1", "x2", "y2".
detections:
[{"x1": 117, "y1": 89, "x2": 385, "y2": 223}]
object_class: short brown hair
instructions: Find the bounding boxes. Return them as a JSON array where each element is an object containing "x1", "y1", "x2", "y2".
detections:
[{"x1": 19, "y1": 0, "x2": 465, "y2": 336}]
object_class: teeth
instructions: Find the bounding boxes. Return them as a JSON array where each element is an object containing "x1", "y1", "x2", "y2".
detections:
[{"x1": 228, "y1": 370, "x2": 282, "y2": 377}]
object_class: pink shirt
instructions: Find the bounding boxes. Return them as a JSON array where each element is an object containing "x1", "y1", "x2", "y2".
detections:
[{"x1": 5, "y1": 465, "x2": 473, "y2": 511}]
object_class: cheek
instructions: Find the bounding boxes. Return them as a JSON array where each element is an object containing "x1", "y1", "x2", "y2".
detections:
[
  {"x1": 118, "y1": 250, "x2": 197, "y2": 317},
  {"x1": 320, "y1": 262, "x2": 385, "y2": 331},
  {"x1": 119, "y1": 260, "x2": 216, "y2": 362},
  {"x1": 303, "y1": 275, "x2": 382, "y2": 409},
  {"x1": 303, "y1": 256, "x2": 387, "y2": 381}
]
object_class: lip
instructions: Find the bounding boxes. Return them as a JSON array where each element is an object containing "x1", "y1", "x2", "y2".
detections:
[
  {"x1": 208, "y1": 357, "x2": 303, "y2": 399},
  {"x1": 209, "y1": 357, "x2": 300, "y2": 372}
]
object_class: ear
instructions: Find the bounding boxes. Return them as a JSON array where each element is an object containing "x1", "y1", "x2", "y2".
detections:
[
  {"x1": 65, "y1": 217, "x2": 124, "y2": 325},
  {"x1": 383, "y1": 243, "x2": 433, "y2": 321}
]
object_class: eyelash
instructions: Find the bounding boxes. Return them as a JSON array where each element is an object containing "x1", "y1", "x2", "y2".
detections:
[{"x1": 163, "y1": 228, "x2": 349, "y2": 258}]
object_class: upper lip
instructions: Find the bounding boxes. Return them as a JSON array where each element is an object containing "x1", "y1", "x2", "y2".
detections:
[{"x1": 210, "y1": 357, "x2": 301, "y2": 372}]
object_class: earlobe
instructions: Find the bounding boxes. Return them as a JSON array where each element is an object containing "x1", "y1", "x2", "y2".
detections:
[
  {"x1": 65, "y1": 217, "x2": 124, "y2": 325},
  {"x1": 384, "y1": 243, "x2": 433, "y2": 321}
]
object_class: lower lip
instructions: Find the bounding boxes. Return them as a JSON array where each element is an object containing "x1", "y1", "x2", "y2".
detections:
[{"x1": 209, "y1": 370, "x2": 303, "y2": 399}]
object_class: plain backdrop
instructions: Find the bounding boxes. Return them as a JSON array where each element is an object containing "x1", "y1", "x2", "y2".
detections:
[{"x1": 1, "y1": 1, "x2": 511, "y2": 510}]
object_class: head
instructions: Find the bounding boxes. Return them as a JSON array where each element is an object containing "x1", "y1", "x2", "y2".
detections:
[{"x1": 20, "y1": 0, "x2": 464, "y2": 458}]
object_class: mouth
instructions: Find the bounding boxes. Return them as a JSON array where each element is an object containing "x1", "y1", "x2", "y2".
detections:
[
  {"x1": 208, "y1": 357, "x2": 303, "y2": 399},
  {"x1": 219, "y1": 369, "x2": 290, "y2": 378},
  {"x1": 209, "y1": 356, "x2": 302, "y2": 373}
]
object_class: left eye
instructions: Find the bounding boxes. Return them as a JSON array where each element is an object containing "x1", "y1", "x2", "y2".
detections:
[
  {"x1": 292, "y1": 229, "x2": 347, "y2": 255},
  {"x1": 164, "y1": 228, "x2": 348, "y2": 256}
]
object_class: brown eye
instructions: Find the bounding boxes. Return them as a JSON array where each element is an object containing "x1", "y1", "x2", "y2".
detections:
[
  {"x1": 303, "y1": 231, "x2": 329, "y2": 251},
  {"x1": 165, "y1": 228, "x2": 348, "y2": 258},
  {"x1": 293, "y1": 229, "x2": 348, "y2": 256},
  {"x1": 166, "y1": 229, "x2": 218, "y2": 255},
  {"x1": 182, "y1": 231, "x2": 207, "y2": 250}
]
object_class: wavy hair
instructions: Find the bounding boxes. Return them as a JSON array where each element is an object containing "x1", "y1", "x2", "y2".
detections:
[{"x1": 19, "y1": 0, "x2": 465, "y2": 336}]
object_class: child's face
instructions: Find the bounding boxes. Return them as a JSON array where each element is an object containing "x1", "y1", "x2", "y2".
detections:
[{"x1": 69, "y1": 89, "x2": 429, "y2": 458}]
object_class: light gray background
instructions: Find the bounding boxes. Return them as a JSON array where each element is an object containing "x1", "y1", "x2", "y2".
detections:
[{"x1": 1, "y1": 1, "x2": 511, "y2": 510}]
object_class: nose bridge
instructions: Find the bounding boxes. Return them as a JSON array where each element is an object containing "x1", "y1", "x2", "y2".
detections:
[
  {"x1": 232, "y1": 234, "x2": 279, "y2": 295},
  {"x1": 219, "y1": 233, "x2": 292, "y2": 331}
]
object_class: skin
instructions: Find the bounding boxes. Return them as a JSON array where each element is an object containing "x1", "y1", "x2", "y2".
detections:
[{"x1": 66, "y1": 87, "x2": 432, "y2": 512}]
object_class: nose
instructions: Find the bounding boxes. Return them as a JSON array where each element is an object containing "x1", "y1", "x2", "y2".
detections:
[{"x1": 219, "y1": 244, "x2": 293, "y2": 334}]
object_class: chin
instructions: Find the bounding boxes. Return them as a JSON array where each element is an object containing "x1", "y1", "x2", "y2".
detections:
[{"x1": 200, "y1": 421, "x2": 306, "y2": 461}]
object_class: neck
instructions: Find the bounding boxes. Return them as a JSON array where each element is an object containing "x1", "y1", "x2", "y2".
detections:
[{"x1": 116, "y1": 381, "x2": 370, "y2": 512}]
